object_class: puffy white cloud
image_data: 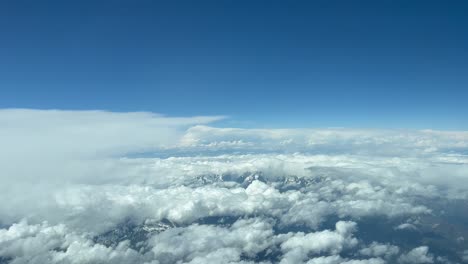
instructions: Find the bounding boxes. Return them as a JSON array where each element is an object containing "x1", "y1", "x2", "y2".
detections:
[
  {"x1": 148, "y1": 218, "x2": 277, "y2": 263},
  {"x1": 0, "y1": 220, "x2": 150, "y2": 264},
  {"x1": 47, "y1": 172, "x2": 432, "y2": 234},
  {"x1": 398, "y1": 247, "x2": 434, "y2": 264},
  {"x1": 279, "y1": 221, "x2": 358, "y2": 263}
]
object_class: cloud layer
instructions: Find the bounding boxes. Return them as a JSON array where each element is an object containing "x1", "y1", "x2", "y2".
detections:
[{"x1": 1, "y1": 109, "x2": 467, "y2": 263}]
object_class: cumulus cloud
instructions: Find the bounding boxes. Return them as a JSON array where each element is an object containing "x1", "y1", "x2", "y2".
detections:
[
  {"x1": 1, "y1": 109, "x2": 467, "y2": 263},
  {"x1": 398, "y1": 247, "x2": 434, "y2": 264},
  {"x1": 359, "y1": 242, "x2": 400, "y2": 259},
  {"x1": 279, "y1": 221, "x2": 358, "y2": 263},
  {"x1": 0, "y1": 220, "x2": 148, "y2": 264},
  {"x1": 149, "y1": 217, "x2": 276, "y2": 263}
]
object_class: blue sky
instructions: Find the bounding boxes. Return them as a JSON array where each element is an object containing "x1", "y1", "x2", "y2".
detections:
[{"x1": 0, "y1": 0, "x2": 467, "y2": 129}]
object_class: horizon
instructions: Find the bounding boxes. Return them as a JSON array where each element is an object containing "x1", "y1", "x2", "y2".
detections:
[{"x1": 1, "y1": 0, "x2": 468, "y2": 129}]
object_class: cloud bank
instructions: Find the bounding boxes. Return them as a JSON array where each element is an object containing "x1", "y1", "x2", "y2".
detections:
[{"x1": 1, "y1": 109, "x2": 467, "y2": 263}]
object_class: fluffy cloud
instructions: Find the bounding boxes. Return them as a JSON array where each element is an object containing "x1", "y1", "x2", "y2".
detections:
[
  {"x1": 398, "y1": 247, "x2": 434, "y2": 264},
  {"x1": 279, "y1": 221, "x2": 358, "y2": 263},
  {"x1": 149, "y1": 217, "x2": 276, "y2": 263},
  {"x1": 1, "y1": 109, "x2": 467, "y2": 263},
  {"x1": 0, "y1": 109, "x2": 224, "y2": 224},
  {"x1": 0, "y1": 220, "x2": 148, "y2": 264},
  {"x1": 359, "y1": 242, "x2": 400, "y2": 259}
]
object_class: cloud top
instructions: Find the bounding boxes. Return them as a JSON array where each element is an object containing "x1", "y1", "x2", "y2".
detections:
[{"x1": 0, "y1": 109, "x2": 467, "y2": 263}]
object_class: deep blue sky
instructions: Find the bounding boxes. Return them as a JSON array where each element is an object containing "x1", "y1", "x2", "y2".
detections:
[{"x1": 1, "y1": 0, "x2": 467, "y2": 129}]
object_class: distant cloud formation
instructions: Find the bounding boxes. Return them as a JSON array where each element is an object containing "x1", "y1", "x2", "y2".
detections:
[{"x1": 1, "y1": 109, "x2": 468, "y2": 263}]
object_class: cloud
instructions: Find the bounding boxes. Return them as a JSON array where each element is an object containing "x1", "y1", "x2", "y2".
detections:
[
  {"x1": 0, "y1": 109, "x2": 224, "y2": 225},
  {"x1": 148, "y1": 217, "x2": 276, "y2": 263},
  {"x1": 0, "y1": 109, "x2": 467, "y2": 263},
  {"x1": 0, "y1": 220, "x2": 148, "y2": 264},
  {"x1": 398, "y1": 247, "x2": 434, "y2": 264},
  {"x1": 463, "y1": 250, "x2": 468, "y2": 262},
  {"x1": 395, "y1": 223, "x2": 418, "y2": 231},
  {"x1": 279, "y1": 221, "x2": 358, "y2": 263},
  {"x1": 0, "y1": 109, "x2": 225, "y2": 159},
  {"x1": 179, "y1": 125, "x2": 468, "y2": 156},
  {"x1": 359, "y1": 242, "x2": 400, "y2": 259}
]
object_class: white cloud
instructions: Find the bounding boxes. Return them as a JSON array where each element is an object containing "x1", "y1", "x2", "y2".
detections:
[
  {"x1": 179, "y1": 125, "x2": 468, "y2": 155},
  {"x1": 1, "y1": 109, "x2": 467, "y2": 263},
  {"x1": 305, "y1": 256, "x2": 385, "y2": 264},
  {"x1": 395, "y1": 223, "x2": 418, "y2": 231},
  {"x1": 148, "y1": 218, "x2": 276, "y2": 263},
  {"x1": 359, "y1": 242, "x2": 400, "y2": 259},
  {"x1": 279, "y1": 221, "x2": 358, "y2": 263},
  {"x1": 398, "y1": 246, "x2": 434, "y2": 264},
  {"x1": 0, "y1": 220, "x2": 149, "y2": 264},
  {"x1": 0, "y1": 109, "x2": 224, "y2": 225},
  {"x1": 306, "y1": 256, "x2": 343, "y2": 264}
]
